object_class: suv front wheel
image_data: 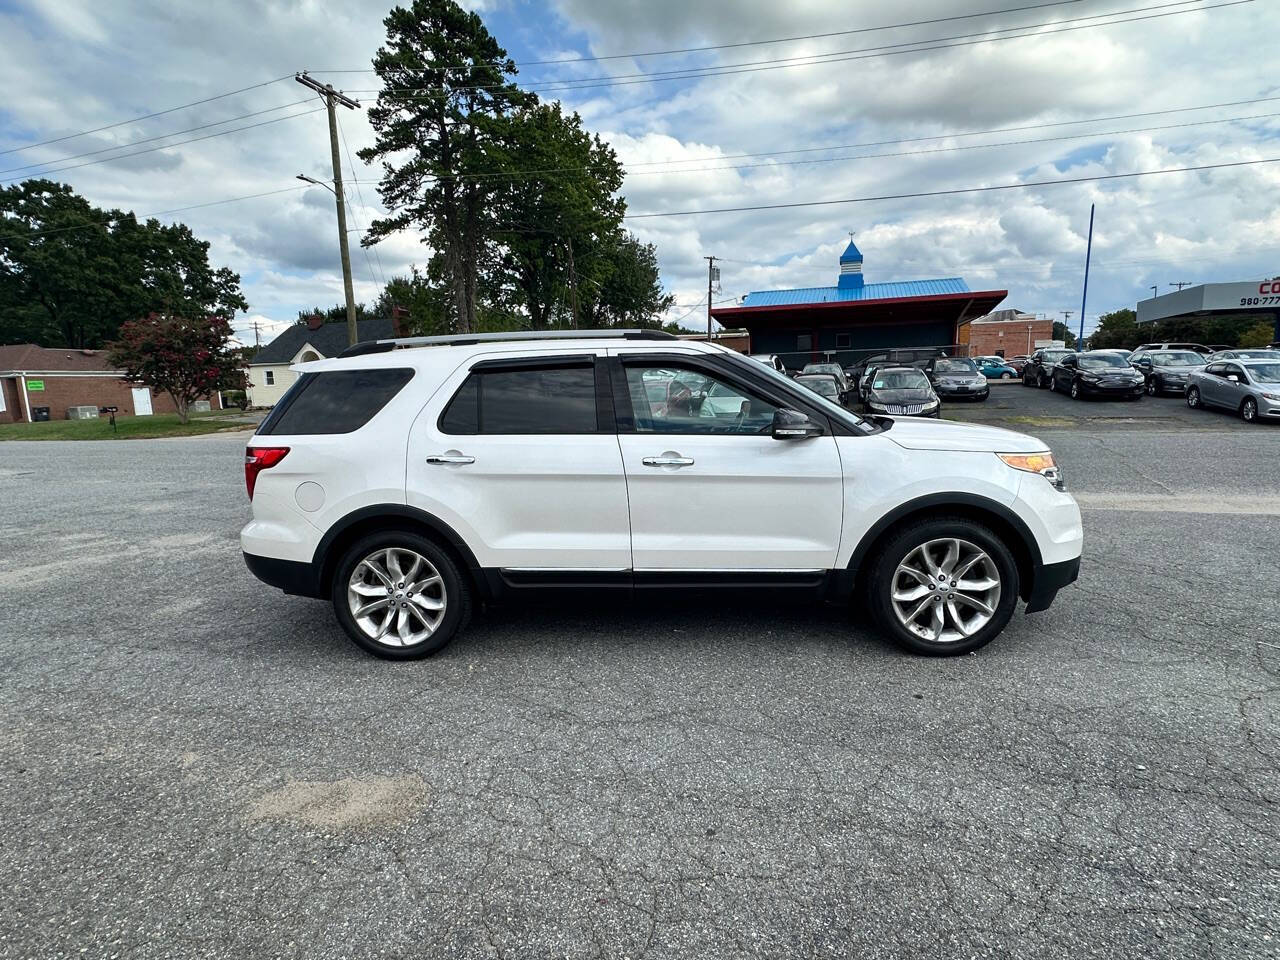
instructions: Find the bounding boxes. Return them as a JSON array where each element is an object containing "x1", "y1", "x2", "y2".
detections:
[
  {"x1": 866, "y1": 518, "x2": 1020, "y2": 656},
  {"x1": 332, "y1": 532, "x2": 471, "y2": 659}
]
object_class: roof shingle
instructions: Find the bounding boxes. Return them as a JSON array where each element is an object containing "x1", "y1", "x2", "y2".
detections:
[{"x1": 250, "y1": 317, "x2": 397, "y2": 365}]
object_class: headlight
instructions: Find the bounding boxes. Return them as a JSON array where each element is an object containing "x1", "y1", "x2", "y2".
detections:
[
  {"x1": 998, "y1": 452, "x2": 1064, "y2": 490},
  {"x1": 1080, "y1": 373, "x2": 1099, "y2": 382},
  {"x1": 1263, "y1": 393, "x2": 1280, "y2": 401},
  {"x1": 923, "y1": 398, "x2": 939, "y2": 409},
  {"x1": 868, "y1": 401, "x2": 887, "y2": 411}
]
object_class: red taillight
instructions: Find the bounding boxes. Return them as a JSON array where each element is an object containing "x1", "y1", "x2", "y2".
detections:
[{"x1": 245, "y1": 446, "x2": 289, "y2": 500}]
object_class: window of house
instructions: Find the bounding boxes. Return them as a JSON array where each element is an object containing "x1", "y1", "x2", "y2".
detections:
[
  {"x1": 439, "y1": 364, "x2": 598, "y2": 435},
  {"x1": 265, "y1": 370, "x2": 275, "y2": 386},
  {"x1": 796, "y1": 334, "x2": 813, "y2": 352}
]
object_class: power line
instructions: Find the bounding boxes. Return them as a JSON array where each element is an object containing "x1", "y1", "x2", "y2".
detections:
[
  {"x1": 0, "y1": 75, "x2": 294, "y2": 157},
  {"x1": 312, "y1": 0, "x2": 1090, "y2": 72},
  {"x1": 622, "y1": 156, "x2": 1280, "y2": 219},
  {"x1": 0, "y1": 107, "x2": 325, "y2": 184},
  {"x1": 0, "y1": 97, "x2": 316, "y2": 178},
  {"x1": 340, "y1": 0, "x2": 1243, "y2": 99},
  {"x1": 336, "y1": 112, "x2": 387, "y2": 292},
  {"x1": 345, "y1": 108, "x2": 1280, "y2": 186}
]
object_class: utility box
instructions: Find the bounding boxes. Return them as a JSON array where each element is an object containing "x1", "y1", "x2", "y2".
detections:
[
  {"x1": 190, "y1": 400, "x2": 212, "y2": 413},
  {"x1": 31, "y1": 406, "x2": 50, "y2": 422},
  {"x1": 66, "y1": 406, "x2": 99, "y2": 420}
]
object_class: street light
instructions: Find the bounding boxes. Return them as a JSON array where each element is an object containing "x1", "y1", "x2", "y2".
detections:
[
  {"x1": 296, "y1": 173, "x2": 332, "y2": 194},
  {"x1": 296, "y1": 173, "x2": 357, "y2": 346}
]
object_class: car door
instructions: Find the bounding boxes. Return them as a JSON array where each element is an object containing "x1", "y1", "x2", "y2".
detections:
[
  {"x1": 405, "y1": 352, "x2": 631, "y2": 571},
  {"x1": 612, "y1": 352, "x2": 844, "y2": 571},
  {"x1": 1198, "y1": 363, "x2": 1226, "y2": 407},
  {"x1": 1220, "y1": 364, "x2": 1249, "y2": 409},
  {"x1": 1055, "y1": 354, "x2": 1075, "y2": 389}
]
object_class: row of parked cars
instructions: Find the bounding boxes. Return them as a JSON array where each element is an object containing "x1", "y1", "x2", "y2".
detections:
[
  {"x1": 749, "y1": 350, "x2": 993, "y2": 417},
  {"x1": 1019, "y1": 342, "x2": 1280, "y2": 423}
]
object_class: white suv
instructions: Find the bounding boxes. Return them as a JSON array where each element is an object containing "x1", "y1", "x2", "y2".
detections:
[{"x1": 242, "y1": 330, "x2": 1081, "y2": 659}]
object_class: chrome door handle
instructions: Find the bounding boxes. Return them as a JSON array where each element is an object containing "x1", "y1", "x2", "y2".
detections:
[
  {"x1": 642, "y1": 456, "x2": 694, "y2": 467},
  {"x1": 426, "y1": 454, "x2": 474, "y2": 465}
]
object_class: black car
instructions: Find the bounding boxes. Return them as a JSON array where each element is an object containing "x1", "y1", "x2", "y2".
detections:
[
  {"x1": 1128, "y1": 349, "x2": 1206, "y2": 395},
  {"x1": 1050, "y1": 351, "x2": 1145, "y2": 400},
  {"x1": 1021, "y1": 348, "x2": 1074, "y2": 388},
  {"x1": 862, "y1": 366, "x2": 940, "y2": 417},
  {"x1": 793, "y1": 373, "x2": 850, "y2": 407},
  {"x1": 920, "y1": 356, "x2": 989, "y2": 401}
]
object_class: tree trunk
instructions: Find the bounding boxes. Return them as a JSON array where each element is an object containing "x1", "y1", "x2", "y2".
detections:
[{"x1": 171, "y1": 392, "x2": 189, "y2": 424}]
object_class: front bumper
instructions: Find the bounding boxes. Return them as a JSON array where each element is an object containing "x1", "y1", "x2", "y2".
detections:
[
  {"x1": 935, "y1": 384, "x2": 989, "y2": 399},
  {"x1": 1079, "y1": 379, "x2": 1145, "y2": 397},
  {"x1": 1026, "y1": 556, "x2": 1080, "y2": 613}
]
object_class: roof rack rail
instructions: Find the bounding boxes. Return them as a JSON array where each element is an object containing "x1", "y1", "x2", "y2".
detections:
[{"x1": 338, "y1": 328, "x2": 676, "y2": 358}]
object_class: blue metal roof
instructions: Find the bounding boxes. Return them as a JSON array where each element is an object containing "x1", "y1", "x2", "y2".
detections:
[
  {"x1": 839, "y1": 239, "x2": 863, "y2": 262},
  {"x1": 740, "y1": 277, "x2": 971, "y2": 308}
]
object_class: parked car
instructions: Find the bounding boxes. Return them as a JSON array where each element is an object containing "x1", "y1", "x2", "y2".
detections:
[
  {"x1": 862, "y1": 366, "x2": 941, "y2": 417},
  {"x1": 1129, "y1": 349, "x2": 1206, "y2": 395},
  {"x1": 1186, "y1": 360, "x2": 1280, "y2": 423},
  {"x1": 241, "y1": 329, "x2": 1081, "y2": 659},
  {"x1": 975, "y1": 357, "x2": 1019, "y2": 379},
  {"x1": 1133, "y1": 341, "x2": 1212, "y2": 355},
  {"x1": 920, "y1": 356, "x2": 990, "y2": 400},
  {"x1": 1022, "y1": 348, "x2": 1074, "y2": 388},
  {"x1": 857, "y1": 363, "x2": 883, "y2": 401},
  {"x1": 1007, "y1": 355, "x2": 1030, "y2": 374},
  {"x1": 1205, "y1": 348, "x2": 1280, "y2": 362},
  {"x1": 1049, "y1": 351, "x2": 1145, "y2": 400},
  {"x1": 794, "y1": 372, "x2": 850, "y2": 406},
  {"x1": 800, "y1": 362, "x2": 852, "y2": 393},
  {"x1": 1091, "y1": 348, "x2": 1132, "y2": 362},
  {"x1": 749, "y1": 353, "x2": 789, "y2": 375}
]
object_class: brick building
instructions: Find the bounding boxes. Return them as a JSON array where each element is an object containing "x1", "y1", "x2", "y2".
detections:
[
  {"x1": 0, "y1": 344, "x2": 221, "y2": 423},
  {"x1": 958, "y1": 308, "x2": 1053, "y2": 358}
]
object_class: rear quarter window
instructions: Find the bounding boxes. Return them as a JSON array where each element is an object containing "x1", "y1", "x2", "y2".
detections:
[{"x1": 258, "y1": 368, "x2": 414, "y2": 435}]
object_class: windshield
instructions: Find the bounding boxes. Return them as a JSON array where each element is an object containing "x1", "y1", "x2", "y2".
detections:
[
  {"x1": 1151, "y1": 352, "x2": 1203, "y2": 367},
  {"x1": 803, "y1": 363, "x2": 842, "y2": 376},
  {"x1": 1244, "y1": 362, "x2": 1280, "y2": 382},
  {"x1": 1079, "y1": 354, "x2": 1129, "y2": 369},
  {"x1": 873, "y1": 370, "x2": 930, "y2": 390},
  {"x1": 1235, "y1": 350, "x2": 1280, "y2": 360},
  {"x1": 796, "y1": 376, "x2": 838, "y2": 397},
  {"x1": 727, "y1": 352, "x2": 876, "y2": 434},
  {"x1": 934, "y1": 358, "x2": 977, "y2": 374}
]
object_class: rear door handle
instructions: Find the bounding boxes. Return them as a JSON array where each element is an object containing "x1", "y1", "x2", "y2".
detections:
[
  {"x1": 426, "y1": 454, "x2": 474, "y2": 465},
  {"x1": 642, "y1": 456, "x2": 694, "y2": 467}
]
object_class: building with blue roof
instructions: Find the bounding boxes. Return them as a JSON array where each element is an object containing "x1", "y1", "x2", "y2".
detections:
[{"x1": 711, "y1": 240, "x2": 1006, "y2": 369}]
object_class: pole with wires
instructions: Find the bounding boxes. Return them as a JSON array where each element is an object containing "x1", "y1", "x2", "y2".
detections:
[
  {"x1": 704, "y1": 256, "x2": 719, "y2": 341},
  {"x1": 1078, "y1": 202, "x2": 1094, "y2": 350},
  {"x1": 296, "y1": 72, "x2": 361, "y2": 346}
]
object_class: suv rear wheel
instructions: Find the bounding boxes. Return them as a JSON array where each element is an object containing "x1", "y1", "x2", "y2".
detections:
[
  {"x1": 332, "y1": 532, "x2": 471, "y2": 659},
  {"x1": 866, "y1": 518, "x2": 1020, "y2": 656}
]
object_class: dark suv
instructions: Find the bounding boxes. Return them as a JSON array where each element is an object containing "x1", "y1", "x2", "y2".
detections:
[{"x1": 1022, "y1": 349, "x2": 1074, "y2": 388}]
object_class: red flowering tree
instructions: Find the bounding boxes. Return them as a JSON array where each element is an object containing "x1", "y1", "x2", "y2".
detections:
[{"x1": 107, "y1": 313, "x2": 247, "y2": 423}]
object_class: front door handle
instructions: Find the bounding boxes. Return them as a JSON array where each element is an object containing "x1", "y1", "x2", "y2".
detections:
[
  {"x1": 426, "y1": 454, "x2": 475, "y2": 465},
  {"x1": 642, "y1": 456, "x2": 694, "y2": 467}
]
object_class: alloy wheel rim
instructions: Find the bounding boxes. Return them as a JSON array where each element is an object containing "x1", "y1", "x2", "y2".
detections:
[
  {"x1": 347, "y1": 547, "x2": 446, "y2": 647},
  {"x1": 1187, "y1": 389, "x2": 1198, "y2": 407},
  {"x1": 890, "y1": 538, "x2": 1002, "y2": 643},
  {"x1": 1244, "y1": 400, "x2": 1256, "y2": 421}
]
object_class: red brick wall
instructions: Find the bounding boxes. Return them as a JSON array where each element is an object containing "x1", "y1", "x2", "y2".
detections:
[
  {"x1": 966, "y1": 318, "x2": 1053, "y2": 358},
  {"x1": 0, "y1": 375, "x2": 220, "y2": 423}
]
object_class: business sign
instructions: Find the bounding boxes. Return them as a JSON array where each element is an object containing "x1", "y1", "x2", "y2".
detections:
[
  {"x1": 1138, "y1": 281, "x2": 1280, "y2": 323},
  {"x1": 26, "y1": 379, "x2": 44, "y2": 391}
]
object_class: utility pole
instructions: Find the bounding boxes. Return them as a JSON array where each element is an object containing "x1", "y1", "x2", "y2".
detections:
[
  {"x1": 1170, "y1": 281, "x2": 1192, "y2": 291},
  {"x1": 704, "y1": 256, "x2": 719, "y2": 341},
  {"x1": 252, "y1": 319, "x2": 261, "y2": 349},
  {"x1": 1078, "y1": 202, "x2": 1094, "y2": 351},
  {"x1": 296, "y1": 71, "x2": 361, "y2": 347}
]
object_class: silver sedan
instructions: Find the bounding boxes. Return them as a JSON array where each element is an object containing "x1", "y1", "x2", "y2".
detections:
[{"x1": 1186, "y1": 360, "x2": 1280, "y2": 423}]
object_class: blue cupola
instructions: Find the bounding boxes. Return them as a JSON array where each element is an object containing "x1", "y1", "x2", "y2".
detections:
[{"x1": 837, "y1": 238, "x2": 864, "y2": 290}]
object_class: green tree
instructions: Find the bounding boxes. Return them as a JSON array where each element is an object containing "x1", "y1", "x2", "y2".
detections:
[
  {"x1": 584, "y1": 233, "x2": 675, "y2": 328},
  {"x1": 1088, "y1": 308, "x2": 1138, "y2": 349},
  {"x1": 1, "y1": 180, "x2": 247, "y2": 348},
  {"x1": 490, "y1": 103, "x2": 626, "y2": 329},
  {"x1": 359, "y1": 0, "x2": 533, "y2": 334},
  {"x1": 1238, "y1": 319, "x2": 1276, "y2": 348},
  {"x1": 297, "y1": 303, "x2": 377, "y2": 324},
  {"x1": 1051, "y1": 321, "x2": 1076, "y2": 349},
  {"x1": 106, "y1": 313, "x2": 247, "y2": 423}
]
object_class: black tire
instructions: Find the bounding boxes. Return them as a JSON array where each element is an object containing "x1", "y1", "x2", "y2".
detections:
[
  {"x1": 1146, "y1": 377, "x2": 1159, "y2": 396},
  {"x1": 1241, "y1": 397, "x2": 1258, "y2": 423},
  {"x1": 1038, "y1": 372, "x2": 1049, "y2": 389},
  {"x1": 1186, "y1": 386, "x2": 1201, "y2": 409},
  {"x1": 864, "y1": 516, "x2": 1020, "y2": 657},
  {"x1": 1070, "y1": 380, "x2": 1082, "y2": 400},
  {"x1": 1000, "y1": 372, "x2": 1013, "y2": 380},
  {"x1": 330, "y1": 530, "x2": 471, "y2": 660},
  {"x1": 1047, "y1": 374, "x2": 1056, "y2": 392}
]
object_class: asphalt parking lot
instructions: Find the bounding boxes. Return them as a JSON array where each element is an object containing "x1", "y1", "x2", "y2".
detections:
[{"x1": 1, "y1": 412, "x2": 1277, "y2": 958}]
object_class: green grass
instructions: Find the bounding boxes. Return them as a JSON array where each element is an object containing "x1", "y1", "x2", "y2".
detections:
[{"x1": 0, "y1": 410, "x2": 254, "y2": 441}]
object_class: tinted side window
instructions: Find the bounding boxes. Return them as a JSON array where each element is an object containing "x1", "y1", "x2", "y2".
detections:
[
  {"x1": 259, "y1": 368, "x2": 414, "y2": 435},
  {"x1": 440, "y1": 365, "x2": 598, "y2": 435}
]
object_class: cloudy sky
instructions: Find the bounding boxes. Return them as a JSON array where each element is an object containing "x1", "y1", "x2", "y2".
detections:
[{"x1": 2, "y1": 0, "x2": 1278, "y2": 344}]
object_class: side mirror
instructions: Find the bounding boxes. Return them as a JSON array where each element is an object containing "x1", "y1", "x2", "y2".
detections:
[
  {"x1": 1226, "y1": 374, "x2": 1240, "y2": 383},
  {"x1": 772, "y1": 408, "x2": 824, "y2": 440}
]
